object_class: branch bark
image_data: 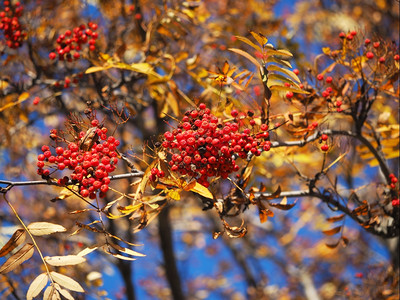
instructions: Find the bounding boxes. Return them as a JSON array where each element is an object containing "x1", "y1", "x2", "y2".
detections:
[{"x1": 158, "y1": 205, "x2": 185, "y2": 300}]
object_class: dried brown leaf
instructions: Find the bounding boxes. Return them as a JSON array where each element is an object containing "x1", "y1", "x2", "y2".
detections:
[
  {"x1": 0, "y1": 243, "x2": 34, "y2": 274},
  {"x1": 0, "y1": 229, "x2": 26, "y2": 257},
  {"x1": 322, "y1": 226, "x2": 342, "y2": 236}
]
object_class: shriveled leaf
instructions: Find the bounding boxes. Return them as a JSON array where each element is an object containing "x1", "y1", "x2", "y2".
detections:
[
  {"x1": 213, "y1": 231, "x2": 223, "y2": 240},
  {"x1": 259, "y1": 186, "x2": 281, "y2": 201},
  {"x1": 44, "y1": 255, "x2": 86, "y2": 266},
  {"x1": 50, "y1": 271, "x2": 85, "y2": 292},
  {"x1": 326, "y1": 214, "x2": 345, "y2": 223},
  {"x1": 228, "y1": 48, "x2": 261, "y2": 69},
  {"x1": 108, "y1": 241, "x2": 146, "y2": 257},
  {"x1": 189, "y1": 182, "x2": 214, "y2": 199},
  {"x1": 259, "y1": 208, "x2": 274, "y2": 223},
  {"x1": 0, "y1": 243, "x2": 34, "y2": 274},
  {"x1": 269, "y1": 197, "x2": 297, "y2": 210},
  {"x1": 27, "y1": 222, "x2": 67, "y2": 236},
  {"x1": 43, "y1": 285, "x2": 60, "y2": 300},
  {"x1": 102, "y1": 246, "x2": 137, "y2": 261},
  {"x1": 0, "y1": 229, "x2": 26, "y2": 257},
  {"x1": 54, "y1": 284, "x2": 74, "y2": 300},
  {"x1": 26, "y1": 273, "x2": 48, "y2": 300},
  {"x1": 235, "y1": 35, "x2": 261, "y2": 52},
  {"x1": 322, "y1": 226, "x2": 342, "y2": 236}
]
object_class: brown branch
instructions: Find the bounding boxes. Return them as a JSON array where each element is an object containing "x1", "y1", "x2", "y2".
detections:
[
  {"x1": 158, "y1": 205, "x2": 185, "y2": 300},
  {"x1": 251, "y1": 189, "x2": 399, "y2": 238},
  {"x1": 0, "y1": 171, "x2": 144, "y2": 193},
  {"x1": 271, "y1": 129, "x2": 392, "y2": 183}
]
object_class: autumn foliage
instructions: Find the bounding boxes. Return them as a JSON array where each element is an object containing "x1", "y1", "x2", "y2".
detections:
[{"x1": 0, "y1": 0, "x2": 399, "y2": 299}]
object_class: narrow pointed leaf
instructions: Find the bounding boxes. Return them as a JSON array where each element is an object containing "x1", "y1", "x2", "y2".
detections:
[
  {"x1": 267, "y1": 65, "x2": 301, "y2": 83},
  {"x1": 0, "y1": 243, "x2": 34, "y2": 274},
  {"x1": 228, "y1": 48, "x2": 261, "y2": 69},
  {"x1": 77, "y1": 244, "x2": 101, "y2": 257},
  {"x1": 43, "y1": 285, "x2": 61, "y2": 300},
  {"x1": 54, "y1": 284, "x2": 74, "y2": 300},
  {"x1": 27, "y1": 222, "x2": 67, "y2": 236},
  {"x1": 44, "y1": 255, "x2": 86, "y2": 266},
  {"x1": 266, "y1": 56, "x2": 293, "y2": 68},
  {"x1": 50, "y1": 271, "x2": 85, "y2": 292},
  {"x1": 235, "y1": 36, "x2": 261, "y2": 52},
  {"x1": 26, "y1": 273, "x2": 48, "y2": 300},
  {"x1": 0, "y1": 229, "x2": 26, "y2": 257},
  {"x1": 265, "y1": 48, "x2": 293, "y2": 58},
  {"x1": 189, "y1": 182, "x2": 214, "y2": 199},
  {"x1": 326, "y1": 214, "x2": 345, "y2": 223},
  {"x1": 108, "y1": 241, "x2": 146, "y2": 257},
  {"x1": 269, "y1": 85, "x2": 309, "y2": 94}
]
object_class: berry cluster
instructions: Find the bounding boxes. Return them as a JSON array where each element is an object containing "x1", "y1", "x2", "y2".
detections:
[
  {"x1": 388, "y1": 173, "x2": 399, "y2": 207},
  {"x1": 161, "y1": 104, "x2": 271, "y2": 187},
  {"x1": 320, "y1": 133, "x2": 329, "y2": 152},
  {"x1": 49, "y1": 22, "x2": 98, "y2": 62},
  {"x1": 0, "y1": 1, "x2": 26, "y2": 49},
  {"x1": 37, "y1": 119, "x2": 120, "y2": 199}
]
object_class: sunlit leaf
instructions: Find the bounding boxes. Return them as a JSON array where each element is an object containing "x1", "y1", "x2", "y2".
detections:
[
  {"x1": 50, "y1": 271, "x2": 85, "y2": 292},
  {"x1": 269, "y1": 197, "x2": 297, "y2": 210},
  {"x1": 44, "y1": 255, "x2": 86, "y2": 266},
  {"x1": 0, "y1": 243, "x2": 34, "y2": 274},
  {"x1": 0, "y1": 229, "x2": 26, "y2": 257},
  {"x1": 189, "y1": 182, "x2": 214, "y2": 199},
  {"x1": 27, "y1": 222, "x2": 67, "y2": 236},
  {"x1": 27, "y1": 273, "x2": 48, "y2": 300},
  {"x1": 249, "y1": 31, "x2": 268, "y2": 47},
  {"x1": 228, "y1": 48, "x2": 261, "y2": 69},
  {"x1": 234, "y1": 35, "x2": 261, "y2": 52},
  {"x1": 326, "y1": 214, "x2": 345, "y2": 222}
]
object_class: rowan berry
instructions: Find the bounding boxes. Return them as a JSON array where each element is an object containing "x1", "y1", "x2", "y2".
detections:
[
  {"x1": 326, "y1": 76, "x2": 333, "y2": 83},
  {"x1": 321, "y1": 134, "x2": 328, "y2": 141},
  {"x1": 316, "y1": 74, "x2": 324, "y2": 81},
  {"x1": 321, "y1": 144, "x2": 329, "y2": 151}
]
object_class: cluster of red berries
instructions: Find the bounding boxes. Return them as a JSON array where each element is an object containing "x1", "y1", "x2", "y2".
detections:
[
  {"x1": 37, "y1": 120, "x2": 120, "y2": 199},
  {"x1": 53, "y1": 73, "x2": 83, "y2": 89},
  {"x1": 387, "y1": 174, "x2": 399, "y2": 207},
  {"x1": 320, "y1": 133, "x2": 329, "y2": 152},
  {"x1": 161, "y1": 104, "x2": 271, "y2": 187},
  {"x1": 339, "y1": 30, "x2": 357, "y2": 41},
  {"x1": 49, "y1": 22, "x2": 98, "y2": 62},
  {"x1": 0, "y1": 1, "x2": 26, "y2": 49}
]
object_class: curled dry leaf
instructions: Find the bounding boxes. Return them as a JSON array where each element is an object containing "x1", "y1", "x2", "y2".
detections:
[
  {"x1": 44, "y1": 255, "x2": 86, "y2": 266},
  {"x1": 108, "y1": 240, "x2": 146, "y2": 257},
  {"x1": 50, "y1": 271, "x2": 85, "y2": 292},
  {"x1": 43, "y1": 284, "x2": 61, "y2": 300},
  {"x1": 27, "y1": 222, "x2": 67, "y2": 236},
  {"x1": 27, "y1": 273, "x2": 48, "y2": 300},
  {"x1": 322, "y1": 226, "x2": 342, "y2": 236},
  {"x1": 0, "y1": 228, "x2": 26, "y2": 257},
  {"x1": 0, "y1": 243, "x2": 34, "y2": 274}
]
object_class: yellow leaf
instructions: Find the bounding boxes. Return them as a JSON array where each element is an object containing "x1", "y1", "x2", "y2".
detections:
[
  {"x1": 249, "y1": 31, "x2": 268, "y2": 47},
  {"x1": 18, "y1": 92, "x2": 30, "y2": 101},
  {"x1": 189, "y1": 182, "x2": 214, "y2": 199},
  {"x1": 168, "y1": 189, "x2": 181, "y2": 201}
]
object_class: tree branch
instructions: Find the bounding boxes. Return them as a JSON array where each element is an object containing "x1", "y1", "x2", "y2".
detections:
[
  {"x1": 0, "y1": 171, "x2": 144, "y2": 193},
  {"x1": 271, "y1": 129, "x2": 391, "y2": 182}
]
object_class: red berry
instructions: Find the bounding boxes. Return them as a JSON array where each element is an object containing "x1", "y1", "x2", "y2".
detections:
[
  {"x1": 321, "y1": 144, "x2": 329, "y2": 151},
  {"x1": 364, "y1": 39, "x2": 371, "y2": 45},
  {"x1": 325, "y1": 76, "x2": 333, "y2": 83},
  {"x1": 49, "y1": 52, "x2": 56, "y2": 60},
  {"x1": 316, "y1": 74, "x2": 324, "y2": 81},
  {"x1": 33, "y1": 97, "x2": 40, "y2": 105},
  {"x1": 339, "y1": 32, "x2": 345, "y2": 38},
  {"x1": 199, "y1": 103, "x2": 206, "y2": 110},
  {"x1": 231, "y1": 109, "x2": 238, "y2": 117},
  {"x1": 350, "y1": 30, "x2": 357, "y2": 36},
  {"x1": 378, "y1": 57, "x2": 385, "y2": 63},
  {"x1": 293, "y1": 69, "x2": 299, "y2": 75},
  {"x1": 286, "y1": 91, "x2": 294, "y2": 99},
  {"x1": 373, "y1": 42, "x2": 380, "y2": 48},
  {"x1": 394, "y1": 54, "x2": 399, "y2": 61},
  {"x1": 321, "y1": 134, "x2": 328, "y2": 141}
]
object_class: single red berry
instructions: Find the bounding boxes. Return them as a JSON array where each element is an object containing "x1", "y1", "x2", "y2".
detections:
[
  {"x1": 350, "y1": 30, "x2": 357, "y2": 36},
  {"x1": 339, "y1": 32, "x2": 345, "y2": 38},
  {"x1": 391, "y1": 177, "x2": 398, "y2": 184},
  {"x1": 286, "y1": 91, "x2": 294, "y2": 99},
  {"x1": 321, "y1": 134, "x2": 328, "y2": 141},
  {"x1": 321, "y1": 144, "x2": 329, "y2": 151},
  {"x1": 231, "y1": 109, "x2": 238, "y2": 117},
  {"x1": 316, "y1": 74, "x2": 324, "y2": 81},
  {"x1": 199, "y1": 103, "x2": 206, "y2": 110},
  {"x1": 49, "y1": 52, "x2": 56, "y2": 60},
  {"x1": 378, "y1": 57, "x2": 385, "y2": 63},
  {"x1": 134, "y1": 13, "x2": 142, "y2": 20},
  {"x1": 336, "y1": 100, "x2": 342, "y2": 107},
  {"x1": 326, "y1": 76, "x2": 333, "y2": 83},
  {"x1": 364, "y1": 38, "x2": 371, "y2": 45},
  {"x1": 33, "y1": 97, "x2": 40, "y2": 105},
  {"x1": 394, "y1": 54, "x2": 399, "y2": 61},
  {"x1": 373, "y1": 42, "x2": 380, "y2": 48},
  {"x1": 55, "y1": 147, "x2": 64, "y2": 155},
  {"x1": 293, "y1": 69, "x2": 299, "y2": 75},
  {"x1": 346, "y1": 34, "x2": 353, "y2": 40}
]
